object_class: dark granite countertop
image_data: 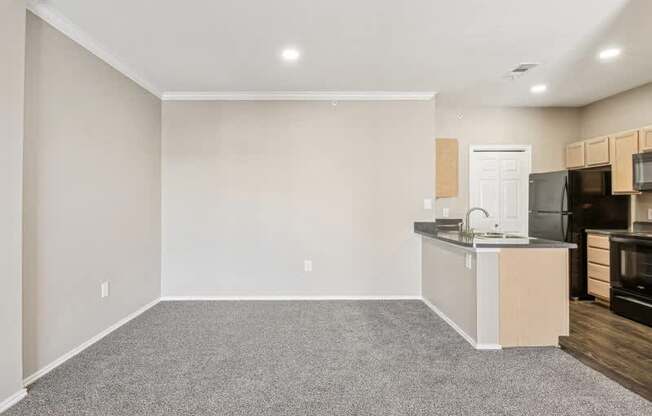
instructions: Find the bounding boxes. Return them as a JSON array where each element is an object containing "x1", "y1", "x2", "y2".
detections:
[
  {"x1": 414, "y1": 222, "x2": 577, "y2": 249},
  {"x1": 585, "y1": 229, "x2": 628, "y2": 236}
]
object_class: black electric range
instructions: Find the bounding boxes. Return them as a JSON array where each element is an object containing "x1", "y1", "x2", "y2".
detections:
[{"x1": 609, "y1": 222, "x2": 652, "y2": 327}]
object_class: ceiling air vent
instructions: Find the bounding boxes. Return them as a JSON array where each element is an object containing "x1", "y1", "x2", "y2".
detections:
[{"x1": 504, "y1": 63, "x2": 539, "y2": 80}]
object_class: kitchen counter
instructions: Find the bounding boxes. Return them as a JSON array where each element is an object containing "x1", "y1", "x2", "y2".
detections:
[
  {"x1": 414, "y1": 222, "x2": 577, "y2": 249},
  {"x1": 417, "y1": 221, "x2": 573, "y2": 349}
]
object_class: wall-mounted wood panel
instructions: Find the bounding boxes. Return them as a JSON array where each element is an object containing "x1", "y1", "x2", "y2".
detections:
[
  {"x1": 435, "y1": 138, "x2": 458, "y2": 198},
  {"x1": 499, "y1": 248, "x2": 569, "y2": 347}
]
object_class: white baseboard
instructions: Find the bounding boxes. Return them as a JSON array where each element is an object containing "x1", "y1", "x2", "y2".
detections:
[
  {"x1": 0, "y1": 389, "x2": 27, "y2": 414},
  {"x1": 23, "y1": 298, "x2": 161, "y2": 387},
  {"x1": 420, "y1": 298, "x2": 502, "y2": 350},
  {"x1": 160, "y1": 295, "x2": 421, "y2": 301}
]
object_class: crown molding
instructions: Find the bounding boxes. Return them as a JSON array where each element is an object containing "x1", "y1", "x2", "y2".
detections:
[
  {"x1": 25, "y1": 2, "x2": 436, "y2": 103},
  {"x1": 161, "y1": 91, "x2": 437, "y2": 101},
  {"x1": 26, "y1": 0, "x2": 162, "y2": 98}
]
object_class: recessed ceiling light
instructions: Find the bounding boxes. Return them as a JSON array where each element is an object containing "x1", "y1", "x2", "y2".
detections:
[
  {"x1": 281, "y1": 48, "x2": 300, "y2": 62},
  {"x1": 530, "y1": 84, "x2": 547, "y2": 94},
  {"x1": 599, "y1": 48, "x2": 621, "y2": 61}
]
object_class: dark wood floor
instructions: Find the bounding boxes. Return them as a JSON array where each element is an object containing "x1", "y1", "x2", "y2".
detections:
[{"x1": 559, "y1": 301, "x2": 652, "y2": 401}]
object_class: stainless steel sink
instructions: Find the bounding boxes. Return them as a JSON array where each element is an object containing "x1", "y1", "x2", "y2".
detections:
[
  {"x1": 474, "y1": 232, "x2": 505, "y2": 238},
  {"x1": 474, "y1": 232, "x2": 526, "y2": 239},
  {"x1": 473, "y1": 232, "x2": 530, "y2": 243}
]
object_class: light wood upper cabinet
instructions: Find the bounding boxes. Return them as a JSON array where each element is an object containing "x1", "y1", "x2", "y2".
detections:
[
  {"x1": 611, "y1": 130, "x2": 640, "y2": 194},
  {"x1": 435, "y1": 138, "x2": 458, "y2": 198},
  {"x1": 640, "y1": 126, "x2": 652, "y2": 153},
  {"x1": 585, "y1": 136, "x2": 610, "y2": 166},
  {"x1": 565, "y1": 141, "x2": 585, "y2": 169}
]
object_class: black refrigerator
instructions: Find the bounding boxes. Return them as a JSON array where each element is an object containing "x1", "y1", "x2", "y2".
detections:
[{"x1": 529, "y1": 168, "x2": 629, "y2": 299}]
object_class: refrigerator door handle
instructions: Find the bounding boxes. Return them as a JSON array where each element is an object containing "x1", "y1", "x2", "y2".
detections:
[
  {"x1": 561, "y1": 178, "x2": 569, "y2": 241},
  {"x1": 561, "y1": 176, "x2": 568, "y2": 213}
]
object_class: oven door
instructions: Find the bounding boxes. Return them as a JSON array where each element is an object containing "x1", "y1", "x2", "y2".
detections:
[
  {"x1": 611, "y1": 236, "x2": 652, "y2": 296},
  {"x1": 633, "y1": 152, "x2": 652, "y2": 191}
]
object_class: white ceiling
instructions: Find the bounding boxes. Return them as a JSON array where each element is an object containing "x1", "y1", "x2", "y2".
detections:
[{"x1": 29, "y1": 0, "x2": 652, "y2": 106}]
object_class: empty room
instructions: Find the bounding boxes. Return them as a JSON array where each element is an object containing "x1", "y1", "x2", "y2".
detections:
[{"x1": 2, "y1": 0, "x2": 652, "y2": 414}]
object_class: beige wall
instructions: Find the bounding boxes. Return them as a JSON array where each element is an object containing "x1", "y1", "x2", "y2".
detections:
[
  {"x1": 23, "y1": 13, "x2": 162, "y2": 378},
  {"x1": 580, "y1": 82, "x2": 652, "y2": 139},
  {"x1": 579, "y1": 82, "x2": 652, "y2": 224},
  {"x1": 435, "y1": 100, "x2": 581, "y2": 218},
  {"x1": 0, "y1": 0, "x2": 26, "y2": 405},
  {"x1": 162, "y1": 100, "x2": 435, "y2": 297}
]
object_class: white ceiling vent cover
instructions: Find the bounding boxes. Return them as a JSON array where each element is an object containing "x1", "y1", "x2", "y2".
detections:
[{"x1": 504, "y1": 63, "x2": 539, "y2": 80}]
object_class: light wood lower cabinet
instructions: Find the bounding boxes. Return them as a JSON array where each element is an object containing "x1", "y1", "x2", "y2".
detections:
[
  {"x1": 588, "y1": 278, "x2": 610, "y2": 300},
  {"x1": 611, "y1": 130, "x2": 640, "y2": 194},
  {"x1": 587, "y1": 233, "x2": 610, "y2": 250},
  {"x1": 587, "y1": 262, "x2": 609, "y2": 282},
  {"x1": 587, "y1": 233, "x2": 611, "y2": 302},
  {"x1": 585, "y1": 136, "x2": 610, "y2": 166},
  {"x1": 587, "y1": 247, "x2": 610, "y2": 266}
]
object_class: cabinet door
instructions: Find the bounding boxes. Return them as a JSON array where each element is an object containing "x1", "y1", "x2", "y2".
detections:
[
  {"x1": 565, "y1": 141, "x2": 585, "y2": 169},
  {"x1": 588, "y1": 278, "x2": 610, "y2": 301},
  {"x1": 585, "y1": 136, "x2": 610, "y2": 166},
  {"x1": 640, "y1": 126, "x2": 652, "y2": 153},
  {"x1": 435, "y1": 138, "x2": 458, "y2": 197},
  {"x1": 587, "y1": 234, "x2": 610, "y2": 249},
  {"x1": 612, "y1": 130, "x2": 640, "y2": 194}
]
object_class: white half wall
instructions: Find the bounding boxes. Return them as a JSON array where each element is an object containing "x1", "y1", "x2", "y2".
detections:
[{"x1": 162, "y1": 100, "x2": 436, "y2": 297}]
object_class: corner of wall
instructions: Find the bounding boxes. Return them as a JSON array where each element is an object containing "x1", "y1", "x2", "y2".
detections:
[{"x1": 0, "y1": 0, "x2": 26, "y2": 409}]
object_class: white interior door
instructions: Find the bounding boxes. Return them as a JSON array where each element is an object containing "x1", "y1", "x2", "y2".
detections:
[{"x1": 469, "y1": 146, "x2": 531, "y2": 235}]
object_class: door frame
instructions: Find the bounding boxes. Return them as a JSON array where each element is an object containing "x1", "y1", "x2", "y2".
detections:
[{"x1": 468, "y1": 144, "x2": 532, "y2": 235}]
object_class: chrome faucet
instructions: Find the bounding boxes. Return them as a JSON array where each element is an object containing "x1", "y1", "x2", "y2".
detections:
[{"x1": 464, "y1": 207, "x2": 490, "y2": 234}]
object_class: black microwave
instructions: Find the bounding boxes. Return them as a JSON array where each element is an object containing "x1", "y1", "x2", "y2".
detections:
[{"x1": 633, "y1": 152, "x2": 652, "y2": 191}]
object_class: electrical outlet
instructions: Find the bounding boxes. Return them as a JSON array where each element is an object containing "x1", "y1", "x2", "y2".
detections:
[
  {"x1": 100, "y1": 281, "x2": 110, "y2": 298},
  {"x1": 648, "y1": 208, "x2": 652, "y2": 220},
  {"x1": 465, "y1": 253, "x2": 472, "y2": 269},
  {"x1": 423, "y1": 198, "x2": 433, "y2": 210},
  {"x1": 442, "y1": 207, "x2": 450, "y2": 218},
  {"x1": 304, "y1": 260, "x2": 313, "y2": 272}
]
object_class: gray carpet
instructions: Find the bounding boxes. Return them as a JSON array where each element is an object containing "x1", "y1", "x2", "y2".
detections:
[{"x1": 6, "y1": 301, "x2": 651, "y2": 415}]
